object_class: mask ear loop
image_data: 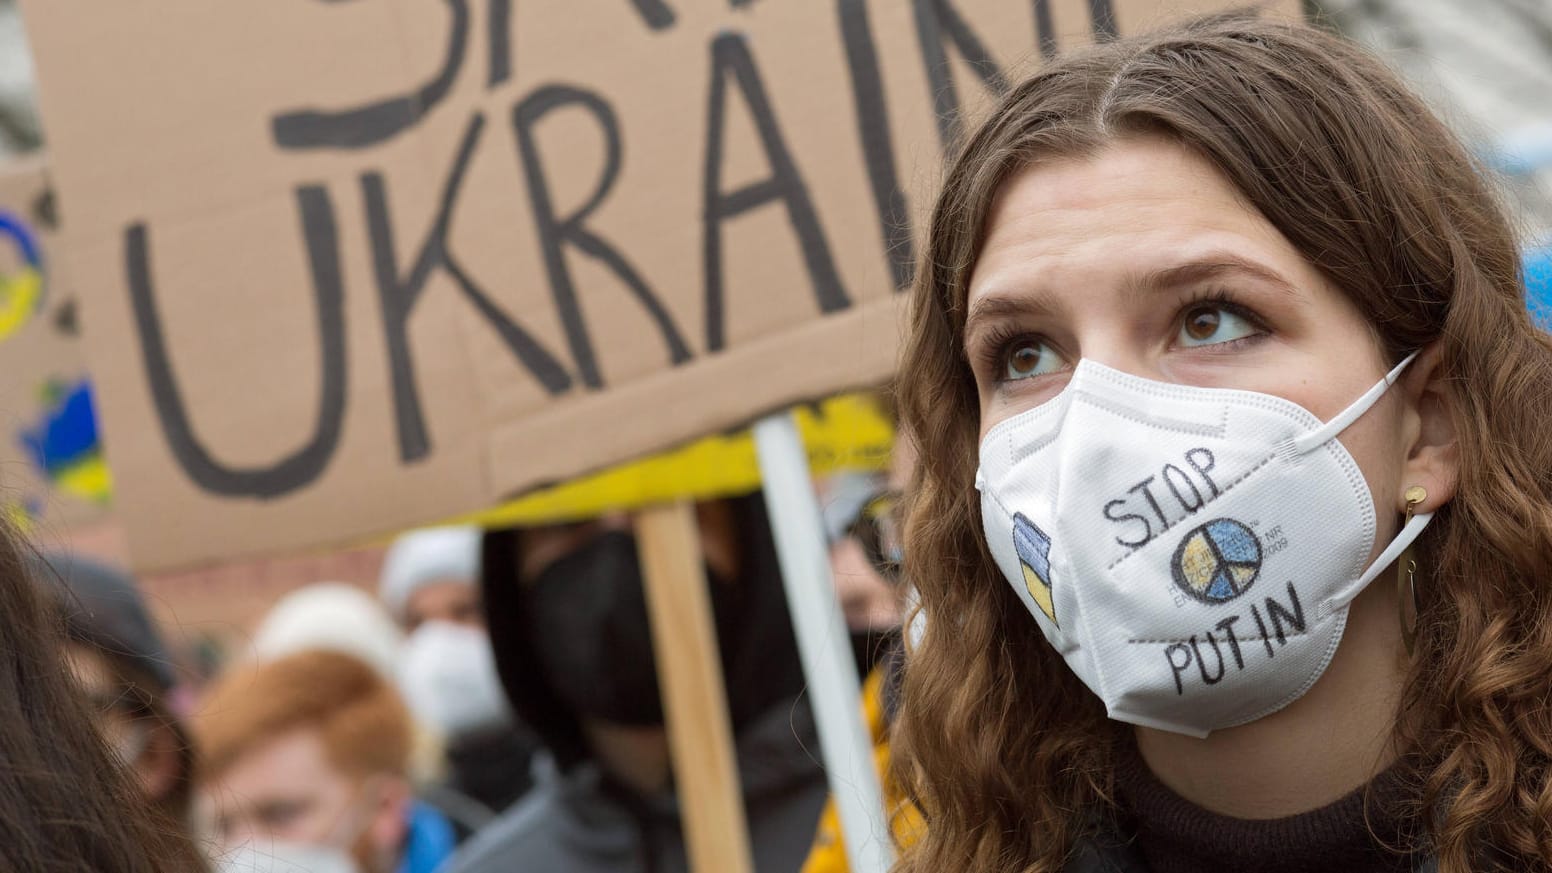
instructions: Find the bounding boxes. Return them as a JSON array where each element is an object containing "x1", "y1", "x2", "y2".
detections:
[
  {"x1": 1397, "y1": 485, "x2": 1427, "y2": 656},
  {"x1": 1291, "y1": 351, "x2": 1419, "y2": 455},
  {"x1": 1320, "y1": 506, "x2": 1432, "y2": 620}
]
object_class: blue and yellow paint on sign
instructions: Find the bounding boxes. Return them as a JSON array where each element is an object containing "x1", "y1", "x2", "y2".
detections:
[
  {"x1": 0, "y1": 210, "x2": 45, "y2": 341},
  {"x1": 19, "y1": 379, "x2": 113, "y2": 509}
]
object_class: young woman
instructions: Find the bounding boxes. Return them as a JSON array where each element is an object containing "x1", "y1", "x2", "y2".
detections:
[{"x1": 894, "y1": 15, "x2": 1551, "y2": 873}]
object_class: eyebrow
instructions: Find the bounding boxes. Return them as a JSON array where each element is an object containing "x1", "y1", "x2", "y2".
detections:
[
  {"x1": 1137, "y1": 254, "x2": 1300, "y2": 298},
  {"x1": 962, "y1": 252, "x2": 1299, "y2": 345},
  {"x1": 962, "y1": 293, "x2": 1052, "y2": 346}
]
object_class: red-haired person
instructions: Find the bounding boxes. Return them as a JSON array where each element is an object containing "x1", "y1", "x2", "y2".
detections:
[{"x1": 196, "y1": 650, "x2": 456, "y2": 873}]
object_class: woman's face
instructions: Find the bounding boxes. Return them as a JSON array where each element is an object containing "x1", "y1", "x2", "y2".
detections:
[{"x1": 965, "y1": 136, "x2": 1411, "y2": 537}]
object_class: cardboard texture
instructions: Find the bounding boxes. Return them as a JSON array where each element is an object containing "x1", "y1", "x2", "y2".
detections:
[
  {"x1": 20, "y1": 0, "x2": 1297, "y2": 571},
  {"x1": 0, "y1": 157, "x2": 111, "y2": 530}
]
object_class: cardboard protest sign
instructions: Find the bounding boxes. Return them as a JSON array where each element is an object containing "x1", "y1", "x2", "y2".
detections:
[
  {"x1": 0, "y1": 157, "x2": 111, "y2": 530},
  {"x1": 21, "y1": 0, "x2": 1296, "y2": 570}
]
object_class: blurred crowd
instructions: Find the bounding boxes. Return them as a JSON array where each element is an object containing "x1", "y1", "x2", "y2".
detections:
[{"x1": 7, "y1": 432, "x2": 914, "y2": 873}]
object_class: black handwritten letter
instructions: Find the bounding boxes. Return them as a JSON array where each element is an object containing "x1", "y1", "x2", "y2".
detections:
[
  {"x1": 838, "y1": 0, "x2": 913, "y2": 290},
  {"x1": 1165, "y1": 642, "x2": 1193, "y2": 695},
  {"x1": 1105, "y1": 498, "x2": 1151, "y2": 549},
  {"x1": 271, "y1": 0, "x2": 470, "y2": 150},
  {"x1": 1089, "y1": 0, "x2": 1117, "y2": 41},
  {"x1": 1249, "y1": 603, "x2": 1275, "y2": 658},
  {"x1": 1215, "y1": 615, "x2": 1244, "y2": 670},
  {"x1": 1128, "y1": 476, "x2": 1169, "y2": 528},
  {"x1": 366, "y1": 113, "x2": 573, "y2": 463},
  {"x1": 488, "y1": 0, "x2": 512, "y2": 87},
  {"x1": 629, "y1": 0, "x2": 676, "y2": 30},
  {"x1": 124, "y1": 188, "x2": 347, "y2": 497},
  {"x1": 1265, "y1": 582, "x2": 1307, "y2": 647},
  {"x1": 514, "y1": 85, "x2": 693, "y2": 387},
  {"x1": 1031, "y1": 0, "x2": 1116, "y2": 60},
  {"x1": 702, "y1": 33, "x2": 851, "y2": 352},
  {"x1": 1032, "y1": 0, "x2": 1058, "y2": 59},
  {"x1": 1163, "y1": 463, "x2": 1204, "y2": 513},
  {"x1": 912, "y1": 0, "x2": 1010, "y2": 148},
  {"x1": 1193, "y1": 632, "x2": 1226, "y2": 685},
  {"x1": 1186, "y1": 448, "x2": 1220, "y2": 498}
]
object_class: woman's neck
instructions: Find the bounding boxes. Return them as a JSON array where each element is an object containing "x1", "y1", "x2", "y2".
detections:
[{"x1": 1134, "y1": 579, "x2": 1409, "y2": 819}]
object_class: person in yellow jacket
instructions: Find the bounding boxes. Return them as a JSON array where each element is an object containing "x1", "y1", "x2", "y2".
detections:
[{"x1": 801, "y1": 654, "x2": 923, "y2": 873}]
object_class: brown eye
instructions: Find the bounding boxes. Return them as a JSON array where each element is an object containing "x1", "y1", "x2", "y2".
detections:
[
  {"x1": 1177, "y1": 305, "x2": 1258, "y2": 348},
  {"x1": 1185, "y1": 307, "x2": 1221, "y2": 341},
  {"x1": 1003, "y1": 339, "x2": 1062, "y2": 380}
]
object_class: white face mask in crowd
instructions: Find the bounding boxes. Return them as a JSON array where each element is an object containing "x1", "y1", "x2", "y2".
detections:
[
  {"x1": 214, "y1": 842, "x2": 361, "y2": 873},
  {"x1": 400, "y1": 620, "x2": 511, "y2": 738},
  {"x1": 976, "y1": 354, "x2": 1430, "y2": 738}
]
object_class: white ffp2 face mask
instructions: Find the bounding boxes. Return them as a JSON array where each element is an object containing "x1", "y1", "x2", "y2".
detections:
[
  {"x1": 215, "y1": 842, "x2": 361, "y2": 873},
  {"x1": 400, "y1": 621, "x2": 512, "y2": 738},
  {"x1": 976, "y1": 355, "x2": 1430, "y2": 738}
]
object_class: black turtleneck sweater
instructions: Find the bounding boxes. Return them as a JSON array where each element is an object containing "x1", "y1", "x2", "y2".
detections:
[{"x1": 1112, "y1": 742, "x2": 1424, "y2": 873}]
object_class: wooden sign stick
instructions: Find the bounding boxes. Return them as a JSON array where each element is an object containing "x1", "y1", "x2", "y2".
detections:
[{"x1": 635, "y1": 500, "x2": 754, "y2": 873}]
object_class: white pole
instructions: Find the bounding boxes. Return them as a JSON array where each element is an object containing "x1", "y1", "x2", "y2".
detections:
[{"x1": 754, "y1": 412, "x2": 893, "y2": 873}]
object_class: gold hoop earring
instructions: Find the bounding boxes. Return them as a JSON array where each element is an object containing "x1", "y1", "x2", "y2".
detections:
[{"x1": 1397, "y1": 485, "x2": 1426, "y2": 655}]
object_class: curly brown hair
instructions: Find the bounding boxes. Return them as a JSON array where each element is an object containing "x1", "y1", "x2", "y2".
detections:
[{"x1": 893, "y1": 14, "x2": 1552, "y2": 873}]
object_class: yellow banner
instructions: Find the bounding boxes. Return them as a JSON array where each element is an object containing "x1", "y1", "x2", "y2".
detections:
[{"x1": 458, "y1": 394, "x2": 893, "y2": 529}]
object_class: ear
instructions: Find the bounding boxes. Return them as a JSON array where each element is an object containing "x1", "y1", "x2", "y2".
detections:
[
  {"x1": 364, "y1": 775, "x2": 412, "y2": 862},
  {"x1": 1397, "y1": 342, "x2": 1459, "y2": 515}
]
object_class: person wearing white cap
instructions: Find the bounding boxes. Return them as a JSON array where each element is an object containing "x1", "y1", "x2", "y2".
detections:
[
  {"x1": 379, "y1": 526, "x2": 537, "y2": 827},
  {"x1": 251, "y1": 582, "x2": 405, "y2": 680},
  {"x1": 379, "y1": 526, "x2": 485, "y2": 634}
]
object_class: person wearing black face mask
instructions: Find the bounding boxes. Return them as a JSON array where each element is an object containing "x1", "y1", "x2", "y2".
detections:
[{"x1": 444, "y1": 493, "x2": 829, "y2": 873}]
